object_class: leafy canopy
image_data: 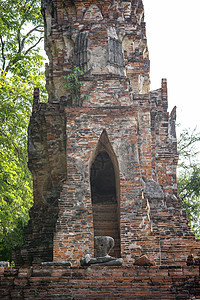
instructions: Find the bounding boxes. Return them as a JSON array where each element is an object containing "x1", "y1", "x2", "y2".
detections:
[
  {"x1": 177, "y1": 128, "x2": 200, "y2": 237},
  {"x1": 0, "y1": 0, "x2": 44, "y2": 77},
  {"x1": 0, "y1": 0, "x2": 46, "y2": 261}
]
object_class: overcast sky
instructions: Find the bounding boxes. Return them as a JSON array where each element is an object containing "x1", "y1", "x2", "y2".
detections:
[{"x1": 143, "y1": 0, "x2": 200, "y2": 135}]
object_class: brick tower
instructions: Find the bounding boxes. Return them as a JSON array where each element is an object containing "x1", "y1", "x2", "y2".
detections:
[{"x1": 14, "y1": 0, "x2": 200, "y2": 267}]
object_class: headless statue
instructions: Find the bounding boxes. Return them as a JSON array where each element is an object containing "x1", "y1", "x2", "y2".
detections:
[{"x1": 80, "y1": 236, "x2": 123, "y2": 267}]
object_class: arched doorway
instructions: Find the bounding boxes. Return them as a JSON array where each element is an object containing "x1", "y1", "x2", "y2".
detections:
[{"x1": 90, "y1": 148, "x2": 121, "y2": 258}]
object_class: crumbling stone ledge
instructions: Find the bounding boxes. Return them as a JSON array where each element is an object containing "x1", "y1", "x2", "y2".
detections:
[{"x1": 0, "y1": 265, "x2": 200, "y2": 299}]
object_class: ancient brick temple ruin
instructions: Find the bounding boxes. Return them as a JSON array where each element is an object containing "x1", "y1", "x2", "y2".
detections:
[
  {"x1": 15, "y1": 0, "x2": 200, "y2": 267},
  {"x1": 3, "y1": 0, "x2": 200, "y2": 299}
]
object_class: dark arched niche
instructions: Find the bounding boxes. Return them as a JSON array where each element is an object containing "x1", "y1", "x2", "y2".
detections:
[{"x1": 90, "y1": 130, "x2": 121, "y2": 258}]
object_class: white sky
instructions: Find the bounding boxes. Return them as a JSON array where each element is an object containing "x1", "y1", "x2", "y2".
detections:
[{"x1": 143, "y1": 0, "x2": 200, "y2": 136}]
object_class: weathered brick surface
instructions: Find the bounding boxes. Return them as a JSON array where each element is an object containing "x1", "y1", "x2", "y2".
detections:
[
  {"x1": 13, "y1": 102, "x2": 67, "y2": 266},
  {"x1": 42, "y1": 0, "x2": 150, "y2": 103},
  {"x1": 11, "y1": 0, "x2": 200, "y2": 297},
  {"x1": 1, "y1": 266, "x2": 200, "y2": 299}
]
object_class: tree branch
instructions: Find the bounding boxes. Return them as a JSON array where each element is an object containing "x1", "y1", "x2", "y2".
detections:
[
  {"x1": 35, "y1": 29, "x2": 44, "y2": 33},
  {"x1": 4, "y1": 35, "x2": 44, "y2": 74},
  {"x1": 17, "y1": 29, "x2": 22, "y2": 53},
  {"x1": 24, "y1": 36, "x2": 44, "y2": 55},
  {"x1": 21, "y1": 25, "x2": 44, "y2": 52},
  {"x1": 0, "y1": 35, "x2": 6, "y2": 73}
]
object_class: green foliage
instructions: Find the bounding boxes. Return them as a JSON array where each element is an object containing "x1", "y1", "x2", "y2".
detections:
[
  {"x1": 0, "y1": 0, "x2": 45, "y2": 261},
  {"x1": 177, "y1": 128, "x2": 200, "y2": 237},
  {"x1": 0, "y1": 0, "x2": 44, "y2": 77},
  {"x1": 65, "y1": 66, "x2": 87, "y2": 106}
]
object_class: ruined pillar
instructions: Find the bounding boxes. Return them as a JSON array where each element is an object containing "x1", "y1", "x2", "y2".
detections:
[{"x1": 14, "y1": 0, "x2": 199, "y2": 267}]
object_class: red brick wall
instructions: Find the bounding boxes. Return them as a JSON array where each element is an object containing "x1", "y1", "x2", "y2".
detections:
[
  {"x1": 53, "y1": 106, "x2": 144, "y2": 266},
  {"x1": 1, "y1": 265, "x2": 200, "y2": 299}
]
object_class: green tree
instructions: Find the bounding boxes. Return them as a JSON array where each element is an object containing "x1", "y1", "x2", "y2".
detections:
[
  {"x1": 0, "y1": 0, "x2": 46, "y2": 261},
  {"x1": 177, "y1": 128, "x2": 200, "y2": 237}
]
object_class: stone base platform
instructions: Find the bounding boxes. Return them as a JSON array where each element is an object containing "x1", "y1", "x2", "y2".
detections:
[{"x1": 0, "y1": 265, "x2": 200, "y2": 299}]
